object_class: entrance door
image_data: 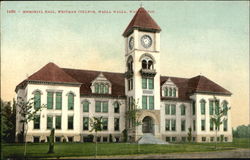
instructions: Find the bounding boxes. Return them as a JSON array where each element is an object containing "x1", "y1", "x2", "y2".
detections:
[{"x1": 142, "y1": 116, "x2": 154, "y2": 133}]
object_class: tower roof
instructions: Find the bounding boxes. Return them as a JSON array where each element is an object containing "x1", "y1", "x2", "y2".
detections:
[{"x1": 123, "y1": 7, "x2": 161, "y2": 37}]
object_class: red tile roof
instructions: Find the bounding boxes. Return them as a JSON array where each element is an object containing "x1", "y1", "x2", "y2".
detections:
[
  {"x1": 16, "y1": 63, "x2": 231, "y2": 99},
  {"x1": 62, "y1": 68, "x2": 125, "y2": 97},
  {"x1": 187, "y1": 75, "x2": 231, "y2": 95},
  {"x1": 123, "y1": 7, "x2": 161, "y2": 37}
]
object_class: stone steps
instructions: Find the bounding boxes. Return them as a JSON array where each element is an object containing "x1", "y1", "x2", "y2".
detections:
[{"x1": 138, "y1": 133, "x2": 169, "y2": 144}]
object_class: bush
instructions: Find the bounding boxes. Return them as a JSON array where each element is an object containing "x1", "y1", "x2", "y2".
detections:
[
  {"x1": 84, "y1": 134, "x2": 94, "y2": 142},
  {"x1": 122, "y1": 129, "x2": 128, "y2": 142},
  {"x1": 109, "y1": 134, "x2": 113, "y2": 143}
]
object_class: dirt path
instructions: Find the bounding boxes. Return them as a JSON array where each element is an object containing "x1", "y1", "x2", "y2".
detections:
[{"x1": 58, "y1": 148, "x2": 250, "y2": 159}]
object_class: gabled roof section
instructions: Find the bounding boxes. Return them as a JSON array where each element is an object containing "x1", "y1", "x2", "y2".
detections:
[
  {"x1": 188, "y1": 75, "x2": 232, "y2": 95},
  {"x1": 161, "y1": 76, "x2": 189, "y2": 101},
  {"x1": 62, "y1": 68, "x2": 125, "y2": 97},
  {"x1": 123, "y1": 7, "x2": 161, "y2": 37},
  {"x1": 27, "y1": 62, "x2": 79, "y2": 83}
]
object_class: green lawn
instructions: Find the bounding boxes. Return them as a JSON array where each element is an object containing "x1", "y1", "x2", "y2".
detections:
[{"x1": 2, "y1": 138, "x2": 249, "y2": 159}]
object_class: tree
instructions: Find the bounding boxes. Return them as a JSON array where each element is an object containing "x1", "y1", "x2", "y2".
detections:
[
  {"x1": 126, "y1": 99, "x2": 142, "y2": 153},
  {"x1": 233, "y1": 125, "x2": 250, "y2": 138},
  {"x1": 211, "y1": 101, "x2": 230, "y2": 150},
  {"x1": 47, "y1": 128, "x2": 55, "y2": 154},
  {"x1": 1, "y1": 99, "x2": 16, "y2": 143},
  {"x1": 187, "y1": 127, "x2": 192, "y2": 142},
  {"x1": 17, "y1": 97, "x2": 45, "y2": 156},
  {"x1": 89, "y1": 116, "x2": 103, "y2": 158}
]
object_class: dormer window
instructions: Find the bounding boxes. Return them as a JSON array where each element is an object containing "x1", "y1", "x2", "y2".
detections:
[
  {"x1": 91, "y1": 73, "x2": 111, "y2": 94},
  {"x1": 162, "y1": 78, "x2": 178, "y2": 98}
]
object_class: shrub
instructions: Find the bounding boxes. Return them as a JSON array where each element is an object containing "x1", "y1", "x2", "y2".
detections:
[{"x1": 109, "y1": 134, "x2": 113, "y2": 143}]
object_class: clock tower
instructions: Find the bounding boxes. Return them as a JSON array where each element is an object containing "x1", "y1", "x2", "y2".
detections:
[{"x1": 123, "y1": 7, "x2": 162, "y2": 141}]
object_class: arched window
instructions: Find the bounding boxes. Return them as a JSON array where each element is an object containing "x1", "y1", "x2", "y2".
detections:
[
  {"x1": 68, "y1": 93, "x2": 74, "y2": 110},
  {"x1": 222, "y1": 101, "x2": 228, "y2": 116},
  {"x1": 104, "y1": 85, "x2": 109, "y2": 94},
  {"x1": 127, "y1": 56, "x2": 133, "y2": 72},
  {"x1": 95, "y1": 83, "x2": 99, "y2": 93},
  {"x1": 148, "y1": 60, "x2": 153, "y2": 69},
  {"x1": 180, "y1": 104, "x2": 186, "y2": 115},
  {"x1": 34, "y1": 91, "x2": 41, "y2": 109},
  {"x1": 200, "y1": 99, "x2": 206, "y2": 115},
  {"x1": 169, "y1": 88, "x2": 172, "y2": 97},
  {"x1": 114, "y1": 102, "x2": 120, "y2": 113},
  {"x1": 165, "y1": 88, "x2": 168, "y2": 96},
  {"x1": 142, "y1": 60, "x2": 147, "y2": 69},
  {"x1": 100, "y1": 84, "x2": 104, "y2": 94},
  {"x1": 173, "y1": 88, "x2": 176, "y2": 97},
  {"x1": 83, "y1": 101, "x2": 89, "y2": 112}
]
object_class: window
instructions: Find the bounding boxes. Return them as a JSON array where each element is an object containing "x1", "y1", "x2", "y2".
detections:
[
  {"x1": 165, "y1": 88, "x2": 168, "y2": 96},
  {"x1": 104, "y1": 85, "x2": 109, "y2": 94},
  {"x1": 142, "y1": 96, "x2": 147, "y2": 109},
  {"x1": 47, "y1": 92, "x2": 53, "y2": 109},
  {"x1": 202, "y1": 137, "x2": 206, "y2": 142},
  {"x1": 171, "y1": 104, "x2": 176, "y2": 115},
  {"x1": 169, "y1": 88, "x2": 172, "y2": 96},
  {"x1": 83, "y1": 117, "x2": 89, "y2": 130},
  {"x1": 95, "y1": 101, "x2": 108, "y2": 113},
  {"x1": 148, "y1": 78, "x2": 154, "y2": 89},
  {"x1": 83, "y1": 101, "x2": 89, "y2": 112},
  {"x1": 68, "y1": 93, "x2": 74, "y2": 110},
  {"x1": 222, "y1": 101, "x2": 228, "y2": 116},
  {"x1": 95, "y1": 83, "x2": 99, "y2": 93},
  {"x1": 181, "y1": 120, "x2": 186, "y2": 131},
  {"x1": 209, "y1": 100, "x2": 214, "y2": 115},
  {"x1": 141, "y1": 59, "x2": 154, "y2": 70},
  {"x1": 149, "y1": 96, "x2": 154, "y2": 110},
  {"x1": 201, "y1": 120, "x2": 205, "y2": 131},
  {"x1": 223, "y1": 119, "x2": 228, "y2": 131},
  {"x1": 68, "y1": 116, "x2": 74, "y2": 130},
  {"x1": 142, "y1": 78, "x2": 154, "y2": 89},
  {"x1": 173, "y1": 88, "x2": 176, "y2": 97},
  {"x1": 171, "y1": 119, "x2": 176, "y2": 131},
  {"x1": 103, "y1": 137, "x2": 108, "y2": 142},
  {"x1": 56, "y1": 92, "x2": 62, "y2": 110},
  {"x1": 128, "y1": 96, "x2": 133, "y2": 110},
  {"x1": 200, "y1": 100, "x2": 206, "y2": 115},
  {"x1": 95, "y1": 101, "x2": 101, "y2": 112},
  {"x1": 55, "y1": 137, "x2": 61, "y2": 142},
  {"x1": 56, "y1": 116, "x2": 61, "y2": 129},
  {"x1": 100, "y1": 84, "x2": 104, "y2": 94},
  {"x1": 114, "y1": 102, "x2": 120, "y2": 113},
  {"x1": 166, "y1": 137, "x2": 170, "y2": 142},
  {"x1": 102, "y1": 118, "x2": 108, "y2": 130},
  {"x1": 172, "y1": 137, "x2": 176, "y2": 142},
  {"x1": 215, "y1": 100, "x2": 219, "y2": 115},
  {"x1": 33, "y1": 137, "x2": 40, "y2": 143},
  {"x1": 180, "y1": 105, "x2": 186, "y2": 115},
  {"x1": 193, "y1": 120, "x2": 196, "y2": 131},
  {"x1": 34, "y1": 91, "x2": 41, "y2": 109},
  {"x1": 142, "y1": 78, "x2": 147, "y2": 89},
  {"x1": 225, "y1": 137, "x2": 228, "y2": 142},
  {"x1": 192, "y1": 101, "x2": 196, "y2": 115},
  {"x1": 128, "y1": 79, "x2": 133, "y2": 90},
  {"x1": 210, "y1": 137, "x2": 214, "y2": 142},
  {"x1": 165, "y1": 104, "x2": 170, "y2": 115},
  {"x1": 165, "y1": 119, "x2": 170, "y2": 131},
  {"x1": 142, "y1": 96, "x2": 154, "y2": 110},
  {"x1": 34, "y1": 115, "x2": 40, "y2": 129},
  {"x1": 47, "y1": 116, "x2": 53, "y2": 129},
  {"x1": 210, "y1": 118, "x2": 214, "y2": 131},
  {"x1": 103, "y1": 102, "x2": 108, "y2": 113},
  {"x1": 114, "y1": 118, "x2": 119, "y2": 131},
  {"x1": 127, "y1": 56, "x2": 133, "y2": 72},
  {"x1": 68, "y1": 137, "x2": 73, "y2": 142},
  {"x1": 192, "y1": 137, "x2": 196, "y2": 142}
]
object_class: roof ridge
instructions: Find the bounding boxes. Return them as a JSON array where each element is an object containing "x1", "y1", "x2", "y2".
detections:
[{"x1": 62, "y1": 68, "x2": 124, "y2": 75}]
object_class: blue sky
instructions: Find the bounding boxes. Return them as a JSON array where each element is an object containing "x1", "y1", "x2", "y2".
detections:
[{"x1": 1, "y1": 1, "x2": 249, "y2": 127}]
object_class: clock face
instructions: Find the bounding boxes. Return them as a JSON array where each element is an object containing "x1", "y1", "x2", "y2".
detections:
[
  {"x1": 129, "y1": 37, "x2": 134, "y2": 50},
  {"x1": 141, "y1": 35, "x2": 152, "y2": 48}
]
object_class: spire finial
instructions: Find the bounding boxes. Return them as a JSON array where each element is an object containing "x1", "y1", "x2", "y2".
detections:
[{"x1": 139, "y1": 0, "x2": 143, "y2": 8}]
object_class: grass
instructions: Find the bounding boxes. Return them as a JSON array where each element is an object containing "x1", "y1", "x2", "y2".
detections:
[{"x1": 2, "y1": 138, "x2": 249, "y2": 159}]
